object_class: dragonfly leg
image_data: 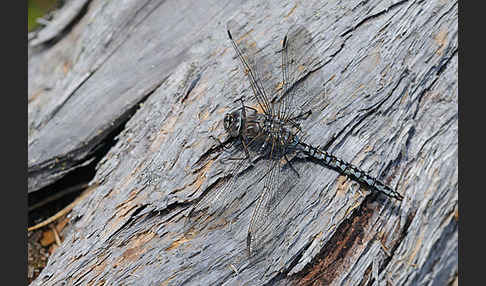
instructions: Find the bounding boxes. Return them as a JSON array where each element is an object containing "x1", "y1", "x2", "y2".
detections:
[
  {"x1": 222, "y1": 136, "x2": 254, "y2": 166},
  {"x1": 209, "y1": 135, "x2": 232, "y2": 151},
  {"x1": 284, "y1": 154, "x2": 300, "y2": 178},
  {"x1": 240, "y1": 135, "x2": 254, "y2": 166},
  {"x1": 236, "y1": 96, "x2": 258, "y2": 115},
  {"x1": 290, "y1": 109, "x2": 312, "y2": 121}
]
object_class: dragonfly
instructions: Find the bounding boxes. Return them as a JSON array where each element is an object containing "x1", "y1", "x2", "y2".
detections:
[{"x1": 187, "y1": 20, "x2": 403, "y2": 256}]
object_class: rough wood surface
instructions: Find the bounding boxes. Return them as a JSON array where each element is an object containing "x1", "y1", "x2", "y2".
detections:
[{"x1": 29, "y1": 0, "x2": 458, "y2": 285}]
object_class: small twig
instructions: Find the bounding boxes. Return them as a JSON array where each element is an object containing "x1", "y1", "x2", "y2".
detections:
[
  {"x1": 50, "y1": 225, "x2": 61, "y2": 246},
  {"x1": 29, "y1": 182, "x2": 89, "y2": 212},
  {"x1": 28, "y1": 185, "x2": 96, "y2": 232}
]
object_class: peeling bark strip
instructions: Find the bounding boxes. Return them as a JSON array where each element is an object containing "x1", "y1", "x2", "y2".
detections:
[
  {"x1": 29, "y1": 0, "x2": 92, "y2": 47},
  {"x1": 29, "y1": 0, "x2": 457, "y2": 285}
]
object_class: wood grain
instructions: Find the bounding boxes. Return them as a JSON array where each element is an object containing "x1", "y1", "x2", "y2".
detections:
[{"x1": 28, "y1": 0, "x2": 457, "y2": 285}]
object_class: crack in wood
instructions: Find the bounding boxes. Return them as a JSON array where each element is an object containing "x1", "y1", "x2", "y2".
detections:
[
  {"x1": 340, "y1": 0, "x2": 410, "y2": 38},
  {"x1": 436, "y1": 48, "x2": 458, "y2": 76},
  {"x1": 29, "y1": 75, "x2": 167, "y2": 193},
  {"x1": 181, "y1": 72, "x2": 203, "y2": 103},
  {"x1": 288, "y1": 195, "x2": 379, "y2": 285}
]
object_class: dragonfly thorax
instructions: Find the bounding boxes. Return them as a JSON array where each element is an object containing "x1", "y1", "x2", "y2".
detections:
[{"x1": 224, "y1": 106, "x2": 300, "y2": 153}]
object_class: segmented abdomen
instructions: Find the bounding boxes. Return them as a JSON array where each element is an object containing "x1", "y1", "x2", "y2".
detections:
[{"x1": 300, "y1": 143, "x2": 403, "y2": 200}]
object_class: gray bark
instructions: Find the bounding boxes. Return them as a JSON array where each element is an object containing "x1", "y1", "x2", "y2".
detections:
[{"x1": 29, "y1": 0, "x2": 458, "y2": 285}]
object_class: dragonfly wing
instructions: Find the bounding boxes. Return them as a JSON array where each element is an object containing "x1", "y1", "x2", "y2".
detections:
[
  {"x1": 246, "y1": 159, "x2": 279, "y2": 255},
  {"x1": 186, "y1": 147, "x2": 252, "y2": 230},
  {"x1": 226, "y1": 20, "x2": 278, "y2": 116},
  {"x1": 279, "y1": 25, "x2": 319, "y2": 121},
  {"x1": 246, "y1": 154, "x2": 300, "y2": 255}
]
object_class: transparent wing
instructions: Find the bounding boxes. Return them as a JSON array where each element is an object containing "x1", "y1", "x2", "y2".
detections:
[
  {"x1": 278, "y1": 25, "x2": 319, "y2": 121},
  {"x1": 246, "y1": 153, "x2": 300, "y2": 255},
  {"x1": 226, "y1": 20, "x2": 277, "y2": 116},
  {"x1": 186, "y1": 139, "x2": 267, "y2": 231},
  {"x1": 186, "y1": 147, "x2": 251, "y2": 230}
]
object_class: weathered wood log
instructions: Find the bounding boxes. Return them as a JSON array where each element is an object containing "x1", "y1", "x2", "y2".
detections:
[{"x1": 29, "y1": 0, "x2": 457, "y2": 285}]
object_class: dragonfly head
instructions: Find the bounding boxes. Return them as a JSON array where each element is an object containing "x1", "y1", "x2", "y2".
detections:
[{"x1": 223, "y1": 110, "x2": 243, "y2": 137}]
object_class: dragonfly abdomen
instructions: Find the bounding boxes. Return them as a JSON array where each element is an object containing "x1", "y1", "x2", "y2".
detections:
[{"x1": 299, "y1": 143, "x2": 403, "y2": 200}]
